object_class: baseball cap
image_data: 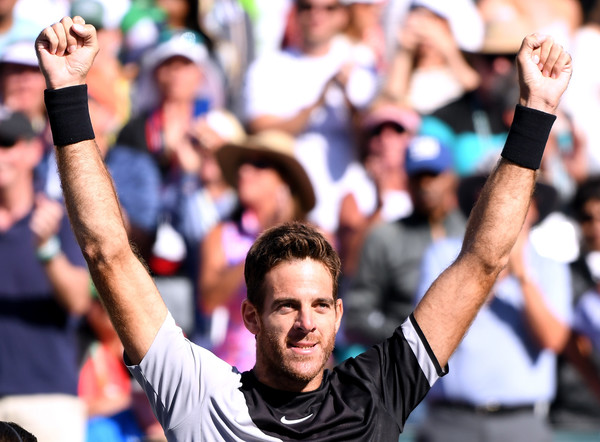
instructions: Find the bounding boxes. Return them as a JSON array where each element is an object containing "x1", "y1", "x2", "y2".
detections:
[
  {"x1": 405, "y1": 135, "x2": 452, "y2": 176},
  {"x1": 362, "y1": 104, "x2": 421, "y2": 135},
  {"x1": 144, "y1": 30, "x2": 208, "y2": 72},
  {"x1": 410, "y1": 0, "x2": 484, "y2": 52},
  {"x1": 0, "y1": 107, "x2": 36, "y2": 148},
  {"x1": 70, "y1": 0, "x2": 105, "y2": 30},
  {"x1": 0, "y1": 40, "x2": 38, "y2": 68}
]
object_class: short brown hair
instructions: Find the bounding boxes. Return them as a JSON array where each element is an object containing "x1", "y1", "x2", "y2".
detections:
[{"x1": 244, "y1": 221, "x2": 341, "y2": 312}]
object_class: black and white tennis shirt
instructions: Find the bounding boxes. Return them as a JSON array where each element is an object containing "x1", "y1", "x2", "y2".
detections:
[{"x1": 128, "y1": 312, "x2": 446, "y2": 441}]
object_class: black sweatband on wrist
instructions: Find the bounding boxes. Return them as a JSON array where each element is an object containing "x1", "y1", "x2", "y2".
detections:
[
  {"x1": 500, "y1": 104, "x2": 556, "y2": 170},
  {"x1": 44, "y1": 84, "x2": 95, "y2": 147}
]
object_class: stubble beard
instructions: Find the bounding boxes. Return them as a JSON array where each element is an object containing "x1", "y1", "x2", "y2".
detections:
[{"x1": 256, "y1": 325, "x2": 336, "y2": 389}]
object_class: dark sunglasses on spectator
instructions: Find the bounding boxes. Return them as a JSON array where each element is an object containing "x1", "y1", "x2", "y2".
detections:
[
  {"x1": 370, "y1": 122, "x2": 406, "y2": 137},
  {"x1": 241, "y1": 157, "x2": 277, "y2": 170},
  {"x1": 297, "y1": 2, "x2": 342, "y2": 13},
  {"x1": 580, "y1": 212, "x2": 600, "y2": 223}
]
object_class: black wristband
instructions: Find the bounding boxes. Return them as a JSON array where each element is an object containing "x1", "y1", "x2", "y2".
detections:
[
  {"x1": 44, "y1": 85, "x2": 95, "y2": 146},
  {"x1": 500, "y1": 104, "x2": 556, "y2": 170}
]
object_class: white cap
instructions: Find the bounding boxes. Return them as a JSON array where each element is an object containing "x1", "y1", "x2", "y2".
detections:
[
  {"x1": 144, "y1": 31, "x2": 209, "y2": 73},
  {"x1": 410, "y1": 0, "x2": 484, "y2": 52},
  {"x1": 0, "y1": 41, "x2": 39, "y2": 67}
]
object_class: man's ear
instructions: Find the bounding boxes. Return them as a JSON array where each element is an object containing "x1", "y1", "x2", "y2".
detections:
[
  {"x1": 334, "y1": 298, "x2": 343, "y2": 334},
  {"x1": 241, "y1": 299, "x2": 260, "y2": 335}
]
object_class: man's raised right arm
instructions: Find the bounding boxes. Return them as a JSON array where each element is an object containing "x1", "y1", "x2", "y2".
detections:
[
  {"x1": 35, "y1": 17, "x2": 167, "y2": 364},
  {"x1": 413, "y1": 34, "x2": 572, "y2": 368}
]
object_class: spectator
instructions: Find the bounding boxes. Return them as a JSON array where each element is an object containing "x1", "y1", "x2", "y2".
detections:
[
  {"x1": 551, "y1": 176, "x2": 600, "y2": 435},
  {"x1": 0, "y1": 40, "x2": 46, "y2": 131},
  {"x1": 337, "y1": 102, "x2": 420, "y2": 280},
  {"x1": 174, "y1": 109, "x2": 244, "y2": 259},
  {"x1": 0, "y1": 108, "x2": 90, "y2": 441},
  {"x1": 174, "y1": 109, "x2": 246, "y2": 342},
  {"x1": 78, "y1": 291, "x2": 147, "y2": 441},
  {"x1": 562, "y1": 0, "x2": 600, "y2": 176},
  {"x1": 381, "y1": 0, "x2": 483, "y2": 115},
  {"x1": 116, "y1": 29, "x2": 225, "y2": 334},
  {"x1": 243, "y1": 0, "x2": 378, "y2": 239},
  {"x1": 343, "y1": 135, "x2": 465, "y2": 348},
  {"x1": 414, "y1": 174, "x2": 572, "y2": 442},
  {"x1": 339, "y1": 0, "x2": 387, "y2": 72},
  {"x1": 198, "y1": 130, "x2": 316, "y2": 371},
  {"x1": 0, "y1": 0, "x2": 40, "y2": 54},
  {"x1": 0, "y1": 40, "x2": 56, "y2": 197},
  {"x1": 417, "y1": 11, "x2": 525, "y2": 176},
  {"x1": 198, "y1": 0, "x2": 255, "y2": 116},
  {"x1": 70, "y1": 0, "x2": 132, "y2": 132},
  {"x1": 118, "y1": 0, "x2": 166, "y2": 80}
]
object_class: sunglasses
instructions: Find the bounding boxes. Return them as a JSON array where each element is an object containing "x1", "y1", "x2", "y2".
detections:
[
  {"x1": 0, "y1": 139, "x2": 17, "y2": 149},
  {"x1": 297, "y1": 2, "x2": 342, "y2": 13},
  {"x1": 580, "y1": 212, "x2": 600, "y2": 223},
  {"x1": 369, "y1": 122, "x2": 406, "y2": 137}
]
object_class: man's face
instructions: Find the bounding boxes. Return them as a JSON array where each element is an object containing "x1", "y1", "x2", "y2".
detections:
[
  {"x1": 244, "y1": 258, "x2": 342, "y2": 392},
  {"x1": 0, "y1": 63, "x2": 46, "y2": 119},
  {"x1": 0, "y1": 138, "x2": 40, "y2": 190},
  {"x1": 367, "y1": 123, "x2": 411, "y2": 171},
  {"x1": 0, "y1": 0, "x2": 17, "y2": 18},
  {"x1": 154, "y1": 55, "x2": 203, "y2": 102},
  {"x1": 408, "y1": 170, "x2": 456, "y2": 217},
  {"x1": 296, "y1": 0, "x2": 346, "y2": 49},
  {"x1": 580, "y1": 199, "x2": 600, "y2": 252}
]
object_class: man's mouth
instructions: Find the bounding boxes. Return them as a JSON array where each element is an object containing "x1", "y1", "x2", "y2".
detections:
[{"x1": 288, "y1": 341, "x2": 318, "y2": 354}]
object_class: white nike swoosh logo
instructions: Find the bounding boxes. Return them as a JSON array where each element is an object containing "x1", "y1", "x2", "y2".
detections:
[{"x1": 280, "y1": 414, "x2": 314, "y2": 425}]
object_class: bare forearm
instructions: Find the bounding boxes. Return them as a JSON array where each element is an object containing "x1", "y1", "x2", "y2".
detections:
[
  {"x1": 415, "y1": 160, "x2": 536, "y2": 365},
  {"x1": 519, "y1": 276, "x2": 570, "y2": 352},
  {"x1": 380, "y1": 49, "x2": 413, "y2": 102},
  {"x1": 55, "y1": 140, "x2": 167, "y2": 363},
  {"x1": 444, "y1": 52, "x2": 481, "y2": 92},
  {"x1": 413, "y1": 34, "x2": 571, "y2": 367},
  {"x1": 44, "y1": 255, "x2": 91, "y2": 315},
  {"x1": 462, "y1": 161, "x2": 535, "y2": 273},
  {"x1": 56, "y1": 140, "x2": 125, "y2": 252},
  {"x1": 248, "y1": 105, "x2": 318, "y2": 136}
]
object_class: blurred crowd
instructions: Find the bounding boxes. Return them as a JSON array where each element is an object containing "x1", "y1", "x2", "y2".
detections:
[{"x1": 2, "y1": 0, "x2": 600, "y2": 440}]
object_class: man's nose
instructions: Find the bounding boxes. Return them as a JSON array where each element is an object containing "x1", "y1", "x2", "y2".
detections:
[{"x1": 295, "y1": 308, "x2": 316, "y2": 333}]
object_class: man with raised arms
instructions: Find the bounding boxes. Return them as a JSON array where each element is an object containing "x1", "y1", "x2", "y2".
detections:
[{"x1": 35, "y1": 16, "x2": 572, "y2": 441}]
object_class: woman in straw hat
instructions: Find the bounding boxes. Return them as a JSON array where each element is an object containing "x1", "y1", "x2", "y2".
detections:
[{"x1": 198, "y1": 130, "x2": 316, "y2": 371}]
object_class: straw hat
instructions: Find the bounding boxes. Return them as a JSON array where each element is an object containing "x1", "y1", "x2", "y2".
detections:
[
  {"x1": 216, "y1": 130, "x2": 316, "y2": 213},
  {"x1": 477, "y1": 2, "x2": 535, "y2": 54}
]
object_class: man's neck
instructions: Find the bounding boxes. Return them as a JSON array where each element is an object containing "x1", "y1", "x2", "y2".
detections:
[
  {"x1": 252, "y1": 366, "x2": 323, "y2": 393},
  {"x1": 301, "y1": 39, "x2": 333, "y2": 57}
]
